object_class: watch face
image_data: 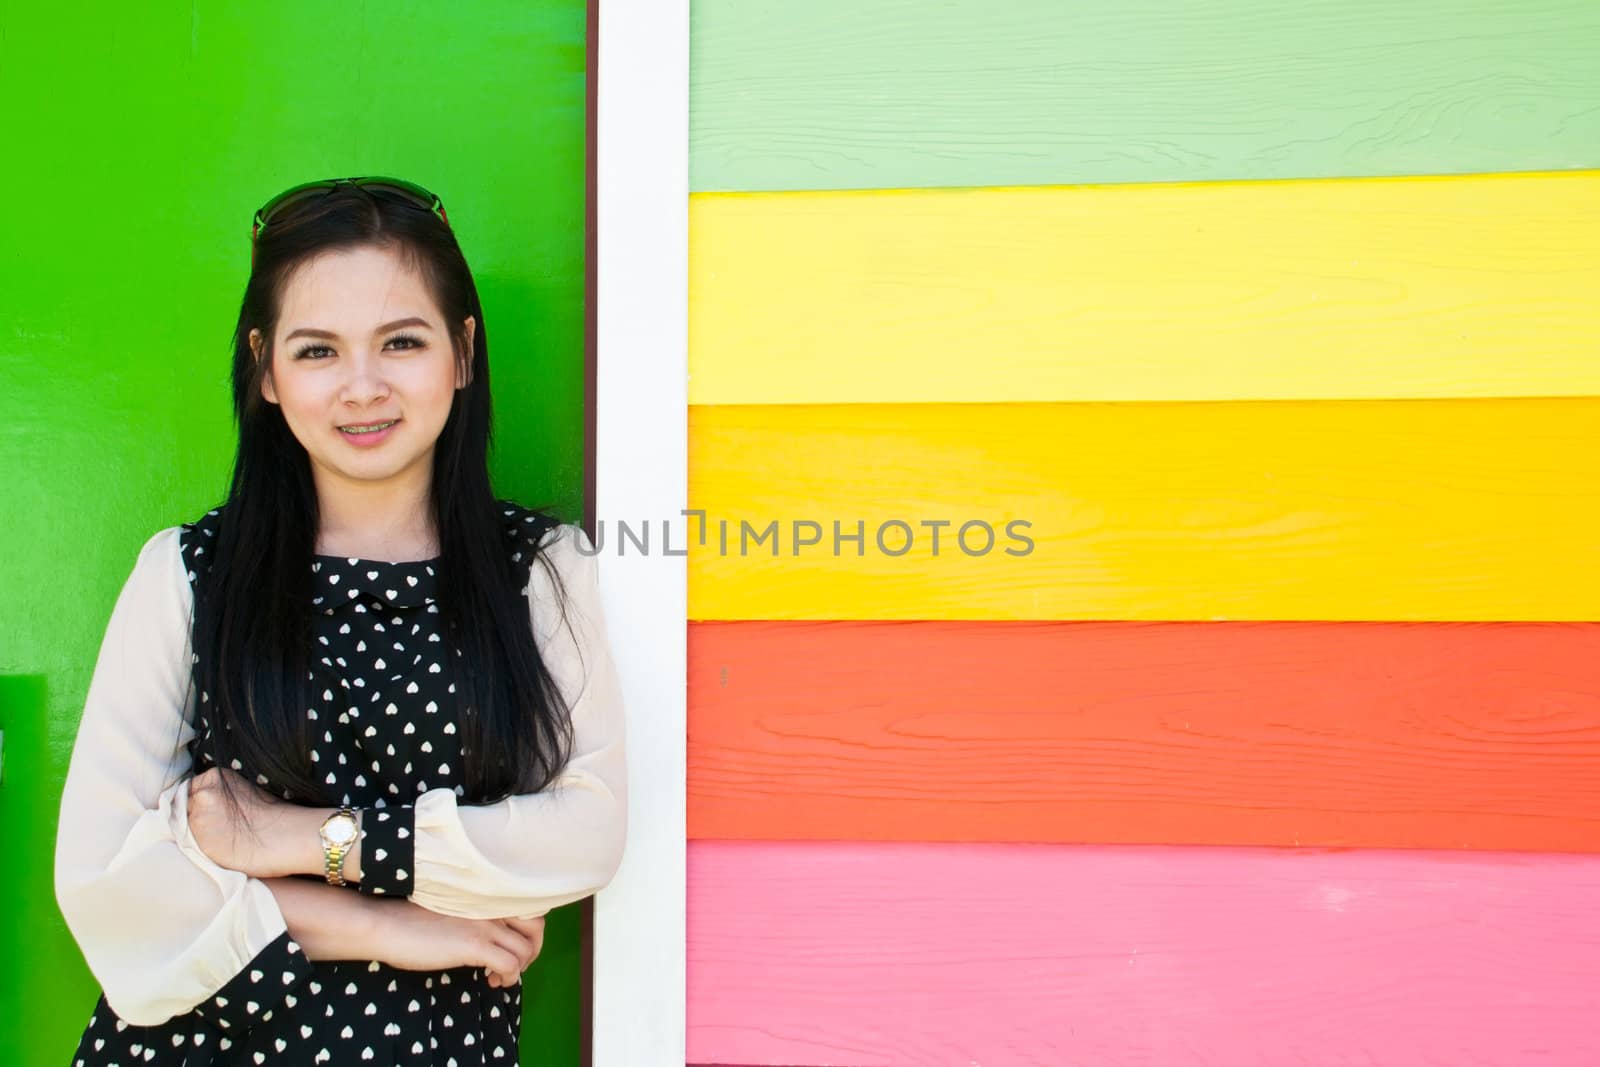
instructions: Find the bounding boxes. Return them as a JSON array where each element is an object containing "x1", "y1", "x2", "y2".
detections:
[{"x1": 324, "y1": 815, "x2": 357, "y2": 844}]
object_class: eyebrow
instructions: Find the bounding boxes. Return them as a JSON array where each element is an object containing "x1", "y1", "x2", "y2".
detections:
[{"x1": 284, "y1": 316, "x2": 434, "y2": 342}]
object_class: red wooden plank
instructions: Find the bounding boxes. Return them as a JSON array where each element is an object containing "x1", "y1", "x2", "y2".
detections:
[{"x1": 690, "y1": 620, "x2": 1600, "y2": 851}]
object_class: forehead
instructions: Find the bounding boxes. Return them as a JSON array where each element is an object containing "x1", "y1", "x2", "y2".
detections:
[{"x1": 278, "y1": 244, "x2": 439, "y2": 333}]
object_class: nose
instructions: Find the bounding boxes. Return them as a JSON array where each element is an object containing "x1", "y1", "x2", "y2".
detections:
[{"x1": 339, "y1": 348, "x2": 391, "y2": 407}]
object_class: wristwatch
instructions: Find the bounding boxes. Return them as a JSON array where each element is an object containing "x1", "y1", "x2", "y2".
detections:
[{"x1": 318, "y1": 806, "x2": 363, "y2": 886}]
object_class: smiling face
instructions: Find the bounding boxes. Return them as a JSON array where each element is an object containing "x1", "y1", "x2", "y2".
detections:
[{"x1": 251, "y1": 243, "x2": 474, "y2": 497}]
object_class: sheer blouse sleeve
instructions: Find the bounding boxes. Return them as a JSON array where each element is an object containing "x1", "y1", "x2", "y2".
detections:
[
  {"x1": 54, "y1": 527, "x2": 311, "y2": 1028},
  {"x1": 353, "y1": 522, "x2": 630, "y2": 919}
]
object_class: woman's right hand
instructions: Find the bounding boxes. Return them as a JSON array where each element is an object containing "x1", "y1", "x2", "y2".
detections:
[{"x1": 378, "y1": 903, "x2": 547, "y2": 987}]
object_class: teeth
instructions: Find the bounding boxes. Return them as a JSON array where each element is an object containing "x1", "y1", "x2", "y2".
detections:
[{"x1": 340, "y1": 420, "x2": 395, "y2": 435}]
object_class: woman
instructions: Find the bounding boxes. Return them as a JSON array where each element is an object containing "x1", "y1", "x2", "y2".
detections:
[{"x1": 54, "y1": 177, "x2": 628, "y2": 1066}]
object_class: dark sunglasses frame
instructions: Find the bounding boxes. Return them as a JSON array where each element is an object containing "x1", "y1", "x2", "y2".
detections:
[{"x1": 250, "y1": 176, "x2": 450, "y2": 265}]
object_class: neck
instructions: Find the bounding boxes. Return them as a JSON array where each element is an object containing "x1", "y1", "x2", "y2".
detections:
[{"x1": 310, "y1": 453, "x2": 439, "y2": 561}]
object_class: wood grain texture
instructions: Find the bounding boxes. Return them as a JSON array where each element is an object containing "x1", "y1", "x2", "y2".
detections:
[
  {"x1": 688, "y1": 620, "x2": 1600, "y2": 851},
  {"x1": 689, "y1": 170, "x2": 1600, "y2": 405},
  {"x1": 687, "y1": 839, "x2": 1600, "y2": 1065},
  {"x1": 690, "y1": 0, "x2": 1600, "y2": 192},
  {"x1": 686, "y1": 397, "x2": 1600, "y2": 621}
]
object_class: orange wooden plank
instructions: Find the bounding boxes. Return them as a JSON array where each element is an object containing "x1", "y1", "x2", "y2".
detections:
[{"x1": 688, "y1": 620, "x2": 1600, "y2": 852}]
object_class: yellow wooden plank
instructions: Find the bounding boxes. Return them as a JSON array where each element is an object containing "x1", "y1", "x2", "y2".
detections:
[
  {"x1": 689, "y1": 170, "x2": 1600, "y2": 405},
  {"x1": 686, "y1": 398, "x2": 1600, "y2": 621}
]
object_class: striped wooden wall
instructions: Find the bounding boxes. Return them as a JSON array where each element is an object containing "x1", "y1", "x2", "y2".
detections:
[{"x1": 686, "y1": 1, "x2": 1600, "y2": 1063}]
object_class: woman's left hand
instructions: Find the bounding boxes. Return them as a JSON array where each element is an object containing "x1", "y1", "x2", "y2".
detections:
[{"x1": 187, "y1": 765, "x2": 315, "y2": 878}]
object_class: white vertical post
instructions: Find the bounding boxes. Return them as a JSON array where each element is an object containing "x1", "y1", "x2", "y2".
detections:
[{"x1": 592, "y1": 0, "x2": 687, "y2": 1063}]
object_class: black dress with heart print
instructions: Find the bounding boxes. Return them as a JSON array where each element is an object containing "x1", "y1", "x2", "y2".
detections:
[{"x1": 68, "y1": 499, "x2": 561, "y2": 1067}]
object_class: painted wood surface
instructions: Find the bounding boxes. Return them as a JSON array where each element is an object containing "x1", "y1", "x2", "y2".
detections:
[
  {"x1": 1, "y1": 2, "x2": 596, "y2": 1062},
  {"x1": 687, "y1": 5, "x2": 1600, "y2": 1064},
  {"x1": 688, "y1": 620, "x2": 1600, "y2": 851},
  {"x1": 687, "y1": 839, "x2": 1600, "y2": 1065},
  {"x1": 688, "y1": 170, "x2": 1600, "y2": 405},
  {"x1": 687, "y1": 397, "x2": 1600, "y2": 621},
  {"x1": 593, "y1": 0, "x2": 690, "y2": 1062},
  {"x1": 690, "y1": 0, "x2": 1600, "y2": 192}
]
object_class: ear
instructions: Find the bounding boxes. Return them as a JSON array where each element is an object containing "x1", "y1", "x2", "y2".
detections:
[
  {"x1": 250, "y1": 328, "x2": 279, "y2": 405},
  {"x1": 457, "y1": 315, "x2": 476, "y2": 389}
]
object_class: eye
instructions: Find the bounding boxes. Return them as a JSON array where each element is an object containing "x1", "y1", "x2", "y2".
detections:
[
  {"x1": 386, "y1": 333, "x2": 425, "y2": 350},
  {"x1": 292, "y1": 343, "x2": 334, "y2": 360}
]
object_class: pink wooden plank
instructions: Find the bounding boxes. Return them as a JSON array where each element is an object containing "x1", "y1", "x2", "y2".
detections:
[{"x1": 688, "y1": 840, "x2": 1600, "y2": 1065}]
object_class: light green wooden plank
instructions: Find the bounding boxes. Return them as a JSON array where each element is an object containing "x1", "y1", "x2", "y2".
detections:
[{"x1": 691, "y1": 0, "x2": 1600, "y2": 191}]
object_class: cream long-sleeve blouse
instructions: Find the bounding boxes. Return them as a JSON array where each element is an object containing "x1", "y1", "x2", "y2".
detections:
[{"x1": 54, "y1": 501, "x2": 628, "y2": 1050}]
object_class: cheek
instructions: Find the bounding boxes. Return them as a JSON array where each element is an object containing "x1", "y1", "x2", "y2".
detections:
[
  {"x1": 272, "y1": 375, "x2": 328, "y2": 420},
  {"x1": 411, "y1": 358, "x2": 462, "y2": 414}
]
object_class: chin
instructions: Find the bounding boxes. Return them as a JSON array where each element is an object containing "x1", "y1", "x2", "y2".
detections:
[{"x1": 348, "y1": 458, "x2": 424, "y2": 482}]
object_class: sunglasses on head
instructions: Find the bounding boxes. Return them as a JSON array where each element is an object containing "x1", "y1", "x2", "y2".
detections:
[{"x1": 250, "y1": 176, "x2": 450, "y2": 265}]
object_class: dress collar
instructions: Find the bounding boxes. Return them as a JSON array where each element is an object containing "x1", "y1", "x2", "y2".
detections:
[{"x1": 311, "y1": 554, "x2": 440, "y2": 613}]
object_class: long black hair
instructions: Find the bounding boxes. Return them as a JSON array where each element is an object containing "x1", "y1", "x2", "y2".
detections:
[{"x1": 187, "y1": 183, "x2": 575, "y2": 815}]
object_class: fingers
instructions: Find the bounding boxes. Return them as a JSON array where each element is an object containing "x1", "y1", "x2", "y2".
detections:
[
  {"x1": 187, "y1": 768, "x2": 220, "y2": 826},
  {"x1": 483, "y1": 918, "x2": 547, "y2": 987},
  {"x1": 499, "y1": 917, "x2": 546, "y2": 969},
  {"x1": 500, "y1": 917, "x2": 545, "y2": 962},
  {"x1": 190, "y1": 765, "x2": 258, "y2": 799},
  {"x1": 488, "y1": 925, "x2": 535, "y2": 974},
  {"x1": 502, "y1": 915, "x2": 546, "y2": 937},
  {"x1": 482, "y1": 945, "x2": 522, "y2": 989},
  {"x1": 186, "y1": 766, "x2": 238, "y2": 825},
  {"x1": 188, "y1": 766, "x2": 220, "y2": 797}
]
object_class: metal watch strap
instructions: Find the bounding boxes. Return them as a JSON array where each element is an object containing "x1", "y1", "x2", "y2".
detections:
[{"x1": 323, "y1": 806, "x2": 359, "y2": 886}]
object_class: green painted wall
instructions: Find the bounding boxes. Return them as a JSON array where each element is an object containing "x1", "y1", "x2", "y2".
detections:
[{"x1": 0, "y1": 3, "x2": 590, "y2": 1063}]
